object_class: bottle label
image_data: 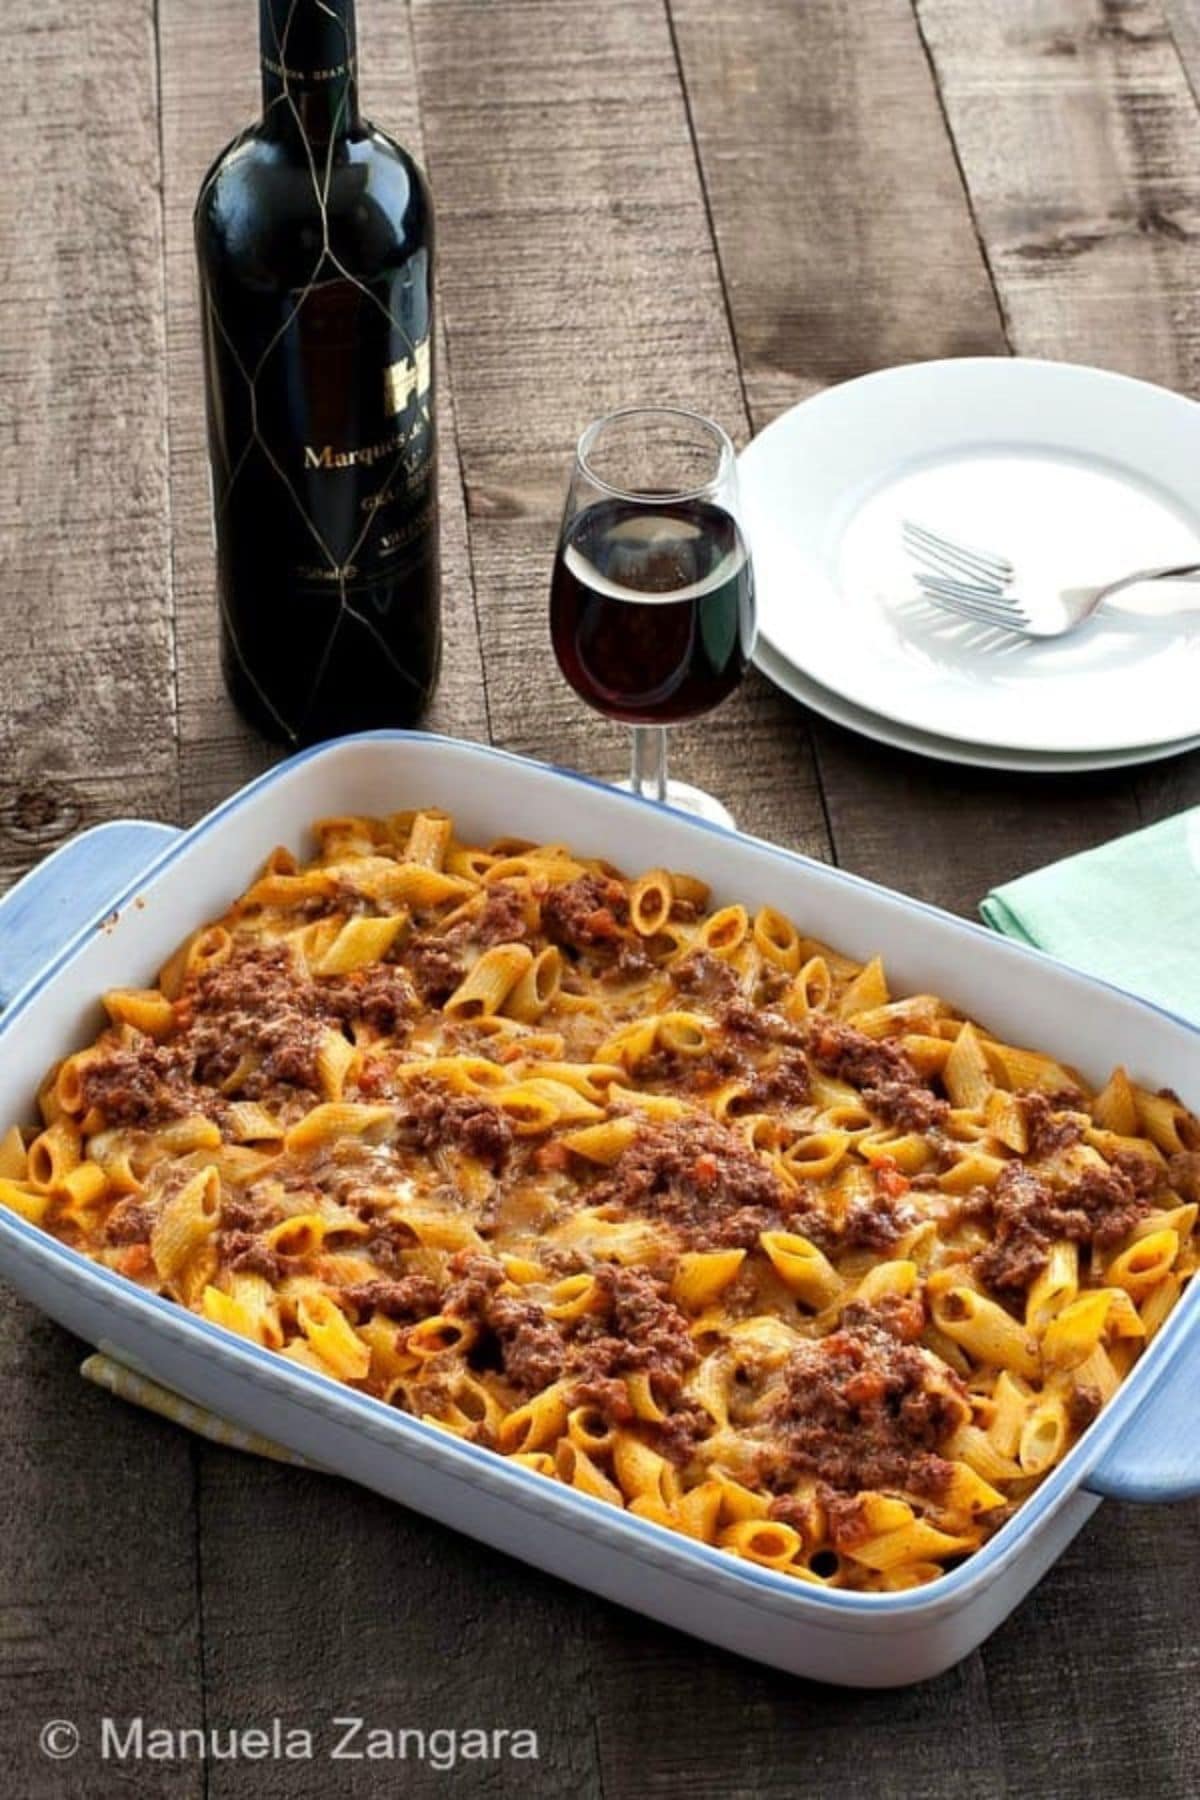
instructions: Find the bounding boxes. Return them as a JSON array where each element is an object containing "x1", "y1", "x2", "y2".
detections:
[
  {"x1": 260, "y1": 51, "x2": 357, "y2": 86},
  {"x1": 302, "y1": 337, "x2": 431, "y2": 471},
  {"x1": 287, "y1": 326, "x2": 434, "y2": 590},
  {"x1": 201, "y1": 216, "x2": 436, "y2": 623}
]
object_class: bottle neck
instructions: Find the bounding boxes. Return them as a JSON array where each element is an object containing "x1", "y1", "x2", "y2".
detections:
[{"x1": 260, "y1": 0, "x2": 361, "y2": 144}]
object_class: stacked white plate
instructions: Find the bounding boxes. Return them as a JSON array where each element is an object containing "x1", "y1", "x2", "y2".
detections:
[{"x1": 738, "y1": 359, "x2": 1200, "y2": 772}]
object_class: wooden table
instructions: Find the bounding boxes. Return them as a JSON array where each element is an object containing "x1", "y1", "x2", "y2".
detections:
[{"x1": 3, "y1": 1, "x2": 1200, "y2": 1793}]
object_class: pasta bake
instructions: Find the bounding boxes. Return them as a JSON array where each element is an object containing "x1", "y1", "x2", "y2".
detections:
[{"x1": 3, "y1": 809, "x2": 1198, "y2": 1591}]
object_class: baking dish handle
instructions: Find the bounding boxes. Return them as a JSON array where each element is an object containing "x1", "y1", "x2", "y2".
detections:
[
  {"x1": 1084, "y1": 1345, "x2": 1200, "y2": 1502},
  {"x1": 0, "y1": 820, "x2": 182, "y2": 1010}
]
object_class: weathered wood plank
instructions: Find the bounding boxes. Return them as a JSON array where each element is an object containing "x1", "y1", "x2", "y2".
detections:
[
  {"x1": 196, "y1": 1457, "x2": 601, "y2": 1799},
  {"x1": 670, "y1": 0, "x2": 1143, "y2": 918},
  {"x1": 154, "y1": 5, "x2": 581, "y2": 1795},
  {"x1": 587, "y1": 1601, "x2": 1006, "y2": 1800},
  {"x1": 913, "y1": 0, "x2": 1200, "y2": 816},
  {"x1": 0, "y1": 1, "x2": 180, "y2": 885},
  {"x1": 410, "y1": 1, "x2": 1003, "y2": 1790},
  {"x1": 808, "y1": 741, "x2": 1140, "y2": 918},
  {"x1": 669, "y1": 1, "x2": 1199, "y2": 1786},
  {"x1": 0, "y1": 1322, "x2": 203, "y2": 1799},
  {"x1": 979, "y1": 1499, "x2": 1200, "y2": 1798},
  {"x1": 917, "y1": 0, "x2": 1200, "y2": 386},
  {"x1": 410, "y1": 0, "x2": 831, "y2": 855},
  {"x1": 158, "y1": 0, "x2": 489, "y2": 827},
  {"x1": 1165, "y1": 0, "x2": 1200, "y2": 104},
  {"x1": 672, "y1": 0, "x2": 1004, "y2": 420},
  {"x1": 0, "y1": 6, "x2": 201, "y2": 1794}
]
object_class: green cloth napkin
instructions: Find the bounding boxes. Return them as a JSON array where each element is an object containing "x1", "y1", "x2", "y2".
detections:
[{"x1": 980, "y1": 807, "x2": 1200, "y2": 1026}]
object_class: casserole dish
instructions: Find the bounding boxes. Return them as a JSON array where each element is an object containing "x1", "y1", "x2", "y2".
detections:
[{"x1": 0, "y1": 731, "x2": 1197, "y2": 1687}]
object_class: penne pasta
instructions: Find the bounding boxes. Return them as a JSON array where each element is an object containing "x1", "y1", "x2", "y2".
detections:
[{"x1": 9, "y1": 803, "x2": 1197, "y2": 1598}]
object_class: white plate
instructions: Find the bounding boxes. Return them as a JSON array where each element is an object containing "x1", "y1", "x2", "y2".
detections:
[
  {"x1": 754, "y1": 636, "x2": 1200, "y2": 773},
  {"x1": 739, "y1": 358, "x2": 1200, "y2": 754}
]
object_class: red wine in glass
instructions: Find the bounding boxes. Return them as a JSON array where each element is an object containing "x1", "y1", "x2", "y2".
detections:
[
  {"x1": 549, "y1": 407, "x2": 755, "y2": 827},
  {"x1": 550, "y1": 496, "x2": 754, "y2": 725}
]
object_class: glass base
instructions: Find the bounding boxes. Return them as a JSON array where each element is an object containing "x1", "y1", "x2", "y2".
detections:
[{"x1": 616, "y1": 777, "x2": 736, "y2": 831}]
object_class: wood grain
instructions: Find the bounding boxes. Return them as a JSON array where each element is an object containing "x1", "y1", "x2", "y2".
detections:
[
  {"x1": 414, "y1": 0, "x2": 995, "y2": 1785},
  {"x1": 917, "y1": 0, "x2": 1200, "y2": 387},
  {"x1": 410, "y1": 0, "x2": 832, "y2": 855},
  {"x1": 2, "y1": 0, "x2": 1200, "y2": 1789},
  {"x1": 0, "y1": 7, "x2": 201, "y2": 1796},
  {"x1": 152, "y1": 6, "x2": 576, "y2": 1797},
  {"x1": 669, "y1": 0, "x2": 1004, "y2": 420},
  {"x1": 668, "y1": 5, "x2": 1200, "y2": 1785},
  {"x1": 196, "y1": 1458, "x2": 602, "y2": 1800},
  {"x1": 0, "y1": 1318, "x2": 204, "y2": 1799},
  {"x1": 0, "y1": 0, "x2": 180, "y2": 887},
  {"x1": 1165, "y1": 0, "x2": 1200, "y2": 104},
  {"x1": 979, "y1": 1500, "x2": 1200, "y2": 1797},
  {"x1": 914, "y1": 0, "x2": 1200, "y2": 820},
  {"x1": 670, "y1": 0, "x2": 1147, "y2": 917}
]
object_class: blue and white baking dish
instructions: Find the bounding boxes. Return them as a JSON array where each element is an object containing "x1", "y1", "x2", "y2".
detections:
[{"x1": 0, "y1": 732, "x2": 1197, "y2": 1688}]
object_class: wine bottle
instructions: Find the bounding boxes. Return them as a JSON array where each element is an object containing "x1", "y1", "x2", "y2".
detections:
[{"x1": 195, "y1": 0, "x2": 440, "y2": 745}]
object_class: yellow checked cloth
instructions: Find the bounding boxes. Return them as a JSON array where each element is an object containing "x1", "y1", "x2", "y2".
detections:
[{"x1": 81, "y1": 1351, "x2": 317, "y2": 1466}]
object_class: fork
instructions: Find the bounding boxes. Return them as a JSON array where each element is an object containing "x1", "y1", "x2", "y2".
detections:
[{"x1": 901, "y1": 520, "x2": 1200, "y2": 639}]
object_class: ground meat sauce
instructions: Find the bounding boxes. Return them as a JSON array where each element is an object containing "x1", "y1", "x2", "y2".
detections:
[
  {"x1": 319, "y1": 965, "x2": 415, "y2": 1037},
  {"x1": 807, "y1": 1021, "x2": 949, "y2": 1132},
  {"x1": 441, "y1": 1254, "x2": 568, "y2": 1396},
  {"x1": 102, "y1": 1197, "x2": 157, "y2": 1245},
  {"x1": 653, "y1": 1400, "x2": 712, "y2": 1466},
  {"x1": 730, "y1": 1050, "x2": 812, "y2": 1112},
  {"x1": 77, "y1": 1045, "x2": 194, "y2": 1130},
  {"x1": 446, "y1": 1258, "x2": 565, "y2": 1393},
  {"x1": 566, "y1": 1374, "x2": 636, "y2": 1424},
  {"x1": 220, "y1": 1229, "x2": 290, "y2": 1282},
  {"x1": 360, "y1": 1223, "x2": 419, "y2": 1271},
  {"x1": 79, "y1": 942, "x2": 418, "y2": 1129},
  {"x1": 185, "y1": 944, "x2": 324, "y2": 1094},
  {"x1": 567, "y1": 1265, "x2": 702, "y2": 1462},
  {"x1": 342, "y1": 1274, "x2": 442, "y2": 1320},
  {"x1": 766, "y1": 1492, "x2": 822, "y2": 1537},
  {"x1": 819, "y1": 1491, "x2": 874, "y2": 1553},
  {"x1": 670, "y1": 949, "x2": 740, "y2": 1004},
  {"x1": 779, "y1": 1184, "x2": 913, "y2": 1257},
  {"x1": 1168, "y1": 1150, "x2": 1200, "y2": 1202},
  {"x1": 1066, "y1": 1384, "x2": 1104, "y2": 1432},
  {"x1": 441, "y1": 1255, "x2": 700, "y2": 1457},
  {"x1": 450, "y1": 884, "x2": 531, "y2": 946},
  {"x1": 1116, "y1": 1149, "x2": 1170, "y2": 1200},
  {"x1": 540, "y1": 873, "x2": 631, "y2": 954},
  {"x1": 766, "y1": 1299, "x2": 966, "y2": 1497},
  {"x1": 405, "y1": 936, "x2": 467, "y2": 1005},
  {"x1": 586, "y1": 1114, "x2": 789, "y2": 1248},
  {"x1": 636, "y1": 1037, "x2": 746, "y2": 1092},
  {"x1": 488, "y1": 1294, "x2": 570, "y2": 1393},
  {"x1": 218, "y1": 1190, "x2": 284, "y2": 1233},
  {"x1": 969, "y1": 1158, "x2": 1155, "y2": 1292},
  {"x1": 571, "y1": 1264, "x2": 699, "y2": 1383},
  {"x1": 840, "y1": 1291, "x2": 928, "y2": 1345},
  {"x1": 1021, "y1": 1092, "x2": 1084, "y2": 1159},
  {"x1": 600, "y1": 937, "x2": 655, "y2": 983},
  {"x1": 719, "y1": 999, "x2": 806, "y2": 1047},
  {"x1": 397, "y1": 1079, "x2": 513, "y2": 1171}
]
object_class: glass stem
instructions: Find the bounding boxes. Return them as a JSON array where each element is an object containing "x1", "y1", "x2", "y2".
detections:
[{"x1": 630, "y1": 725, "x2": 668, "y2": 805}]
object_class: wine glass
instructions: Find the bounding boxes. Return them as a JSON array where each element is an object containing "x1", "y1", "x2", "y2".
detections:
[{"x1": 549, "y1": 406, "x2": 756, "y2": 829}]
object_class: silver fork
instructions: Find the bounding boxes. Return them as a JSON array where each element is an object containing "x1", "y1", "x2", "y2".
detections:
[{"x1": 901, "y1": 520, "x2": 1200, "y2": 639}]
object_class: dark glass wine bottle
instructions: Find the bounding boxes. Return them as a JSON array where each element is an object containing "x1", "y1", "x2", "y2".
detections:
[{"x1": 195, "y1": 0, "x2": 440, "y2": 745}]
